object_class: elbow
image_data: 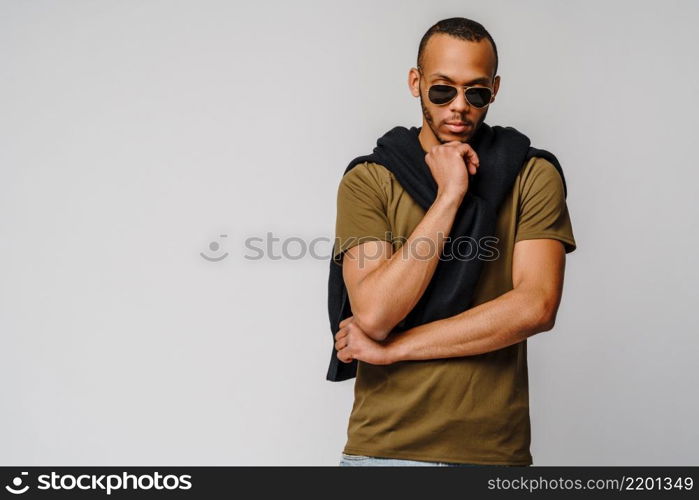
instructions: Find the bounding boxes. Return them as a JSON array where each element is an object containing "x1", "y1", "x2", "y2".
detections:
[
  {"x1": 352, "y1": 311, "x2": 392, "y2": 342},
  {"x1": 534, "y1": 298, "x2": 557, "y2": 332},
  {"x1": 540, "y1": 314, "x2": 556, "y2": 333}
]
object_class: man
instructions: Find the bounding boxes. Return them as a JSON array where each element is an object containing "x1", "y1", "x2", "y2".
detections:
[{"x1": 329, "y1": 17, "x2": 576, "y2": 466}]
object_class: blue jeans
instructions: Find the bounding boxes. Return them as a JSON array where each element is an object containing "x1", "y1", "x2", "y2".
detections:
[{"x1": 339, "y1": 452, "x2": 482, "y2": 467}]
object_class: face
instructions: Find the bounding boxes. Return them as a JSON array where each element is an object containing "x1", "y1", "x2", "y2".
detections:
[{"x1": 409, "y1": 33, "x2": 500, "y2": 148}]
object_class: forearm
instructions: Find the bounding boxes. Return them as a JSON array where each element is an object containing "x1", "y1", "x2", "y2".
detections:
[
  {"x1": 383, "y1": 286, "x2": 555, "y2": 361},
  {"x1": 351, "y1": 192, "x2": 463, "y2": 339}
]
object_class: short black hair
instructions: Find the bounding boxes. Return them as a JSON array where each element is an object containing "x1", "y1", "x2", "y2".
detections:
[{"x1": 417, "y1": 17, "x2": 499, "y2": 81}]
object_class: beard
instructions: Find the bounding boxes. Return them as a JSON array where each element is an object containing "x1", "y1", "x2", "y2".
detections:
[{"x1": 419, "y1": 93, "x2": 488, "y2": 145}]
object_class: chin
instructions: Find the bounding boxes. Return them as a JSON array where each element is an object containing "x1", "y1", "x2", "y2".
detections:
[{"x1": 440, "y1": 130, "x2": 471, "y2": 143}]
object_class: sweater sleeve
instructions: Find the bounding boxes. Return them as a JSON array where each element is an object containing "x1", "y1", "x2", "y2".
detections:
[
  {"x1": 332, "y1": 162, "x2": 393, "y2": 266},
  {"x1": 514, "y1": 157, "x2": 577, "y2": 253}
]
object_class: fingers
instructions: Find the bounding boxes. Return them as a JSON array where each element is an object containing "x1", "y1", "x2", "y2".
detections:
[
  {"x1": 446, "y1": 142, "x2": 480, "y2": 175},
  {"x1": 335, "y1": 335, "x2": 348, "y2": 351},
  {"x1": 335, "y1": 334, "x2": 353, "y2": 363},
  {"x1": 336, "y1": 318, "x2": 355, "y2": 365},
  {"x1": 337, "y1": 351, "x2": 353, "y2": 363},
  {"x1": 442, "y1": 142, "x2": 479, "y2": 167},
  {"x1": 334, "y1": 326, "x2": 348, "y2": 341},
  {"x1": 463, "y1": 148, "x2": 479, "y2": 175}
]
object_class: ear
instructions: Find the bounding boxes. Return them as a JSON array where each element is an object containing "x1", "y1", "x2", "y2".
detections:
[
  {"x1": 408, "y1": 67, "x2": 421, "y2": 98},
  {"x1": 492, "y1": 74, "x2": 501, "y2": 99}
]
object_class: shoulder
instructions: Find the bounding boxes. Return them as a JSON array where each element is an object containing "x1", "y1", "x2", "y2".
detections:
[
  {"x1": 516, "y1": 156, "x2": 566, "y2": 200},
  {"x1": 513, "y1": 155, "x2": 577, "y2": 253},
  {"x1": 338, "y1": 161, "x2": 392, "y2": 195},
  {"x1": 341, "y1": 161, "x2": 392, "y2": 186}
]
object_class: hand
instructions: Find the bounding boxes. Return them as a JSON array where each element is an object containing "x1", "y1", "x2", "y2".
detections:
[
  {"x1": 334, "y1": 316, "x2": 392, "y2": 366},
  {"x1": 425, "y1": 141, "x2": 479, "y2": 199}
]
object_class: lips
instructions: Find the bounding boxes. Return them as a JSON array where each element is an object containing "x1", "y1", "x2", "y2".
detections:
[{"x1": 444, "y1": 121, "x2": 471, "y2": 133}]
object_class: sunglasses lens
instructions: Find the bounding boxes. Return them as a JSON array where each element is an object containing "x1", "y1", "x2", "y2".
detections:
[
  {"x1": 465, "y1": 87, "x2": 492, "y2": 108},
  {"x1": 428, "y1": 85, "x2": 457, "y2": 105}
]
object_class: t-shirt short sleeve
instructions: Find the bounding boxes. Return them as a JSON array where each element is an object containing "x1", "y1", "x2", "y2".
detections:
[
  {"x1": 514, "y1": 157, "x2": 577, "y2": 253},
  {"x1": 332, "y1": 162, "x2": 393, "y2": 266}
]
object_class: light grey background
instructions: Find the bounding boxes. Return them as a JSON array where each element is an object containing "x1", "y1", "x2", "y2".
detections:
[{"x1": 1, "y1": 0, "x2": 697, "y2": 465}]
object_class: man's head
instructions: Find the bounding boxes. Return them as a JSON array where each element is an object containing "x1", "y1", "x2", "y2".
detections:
[{"x1": 409, "y1": 17, "x2": 501, "y2": 148}]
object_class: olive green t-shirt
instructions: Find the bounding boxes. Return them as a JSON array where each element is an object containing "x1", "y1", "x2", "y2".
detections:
[{"x1": 332, "y1": 156, "x2": 577, "y2": 465}]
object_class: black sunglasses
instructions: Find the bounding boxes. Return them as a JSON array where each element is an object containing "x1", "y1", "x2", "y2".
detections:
[
  {"x1": 428, "y1": 84, "x2": 493, "y2": 108},
  {"x1": 418, "y1": 69, "x2": 494, "y2": 108}
]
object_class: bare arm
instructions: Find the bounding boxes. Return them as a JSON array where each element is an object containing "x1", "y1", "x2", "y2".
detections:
[
  {"x1": 341, "y1": 142, "x2": 479, "y2": 341},
  {"x1": 378, "y1": 238, "x2": 566, "y2": 361},
  {"x1": 342, "y1": 192, "x2": 462, "y2": 341}
]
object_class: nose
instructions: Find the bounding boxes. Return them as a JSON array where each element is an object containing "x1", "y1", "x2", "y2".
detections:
[{"x1": 449, "y1": 88, "x2": 470, "y2": 113}]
